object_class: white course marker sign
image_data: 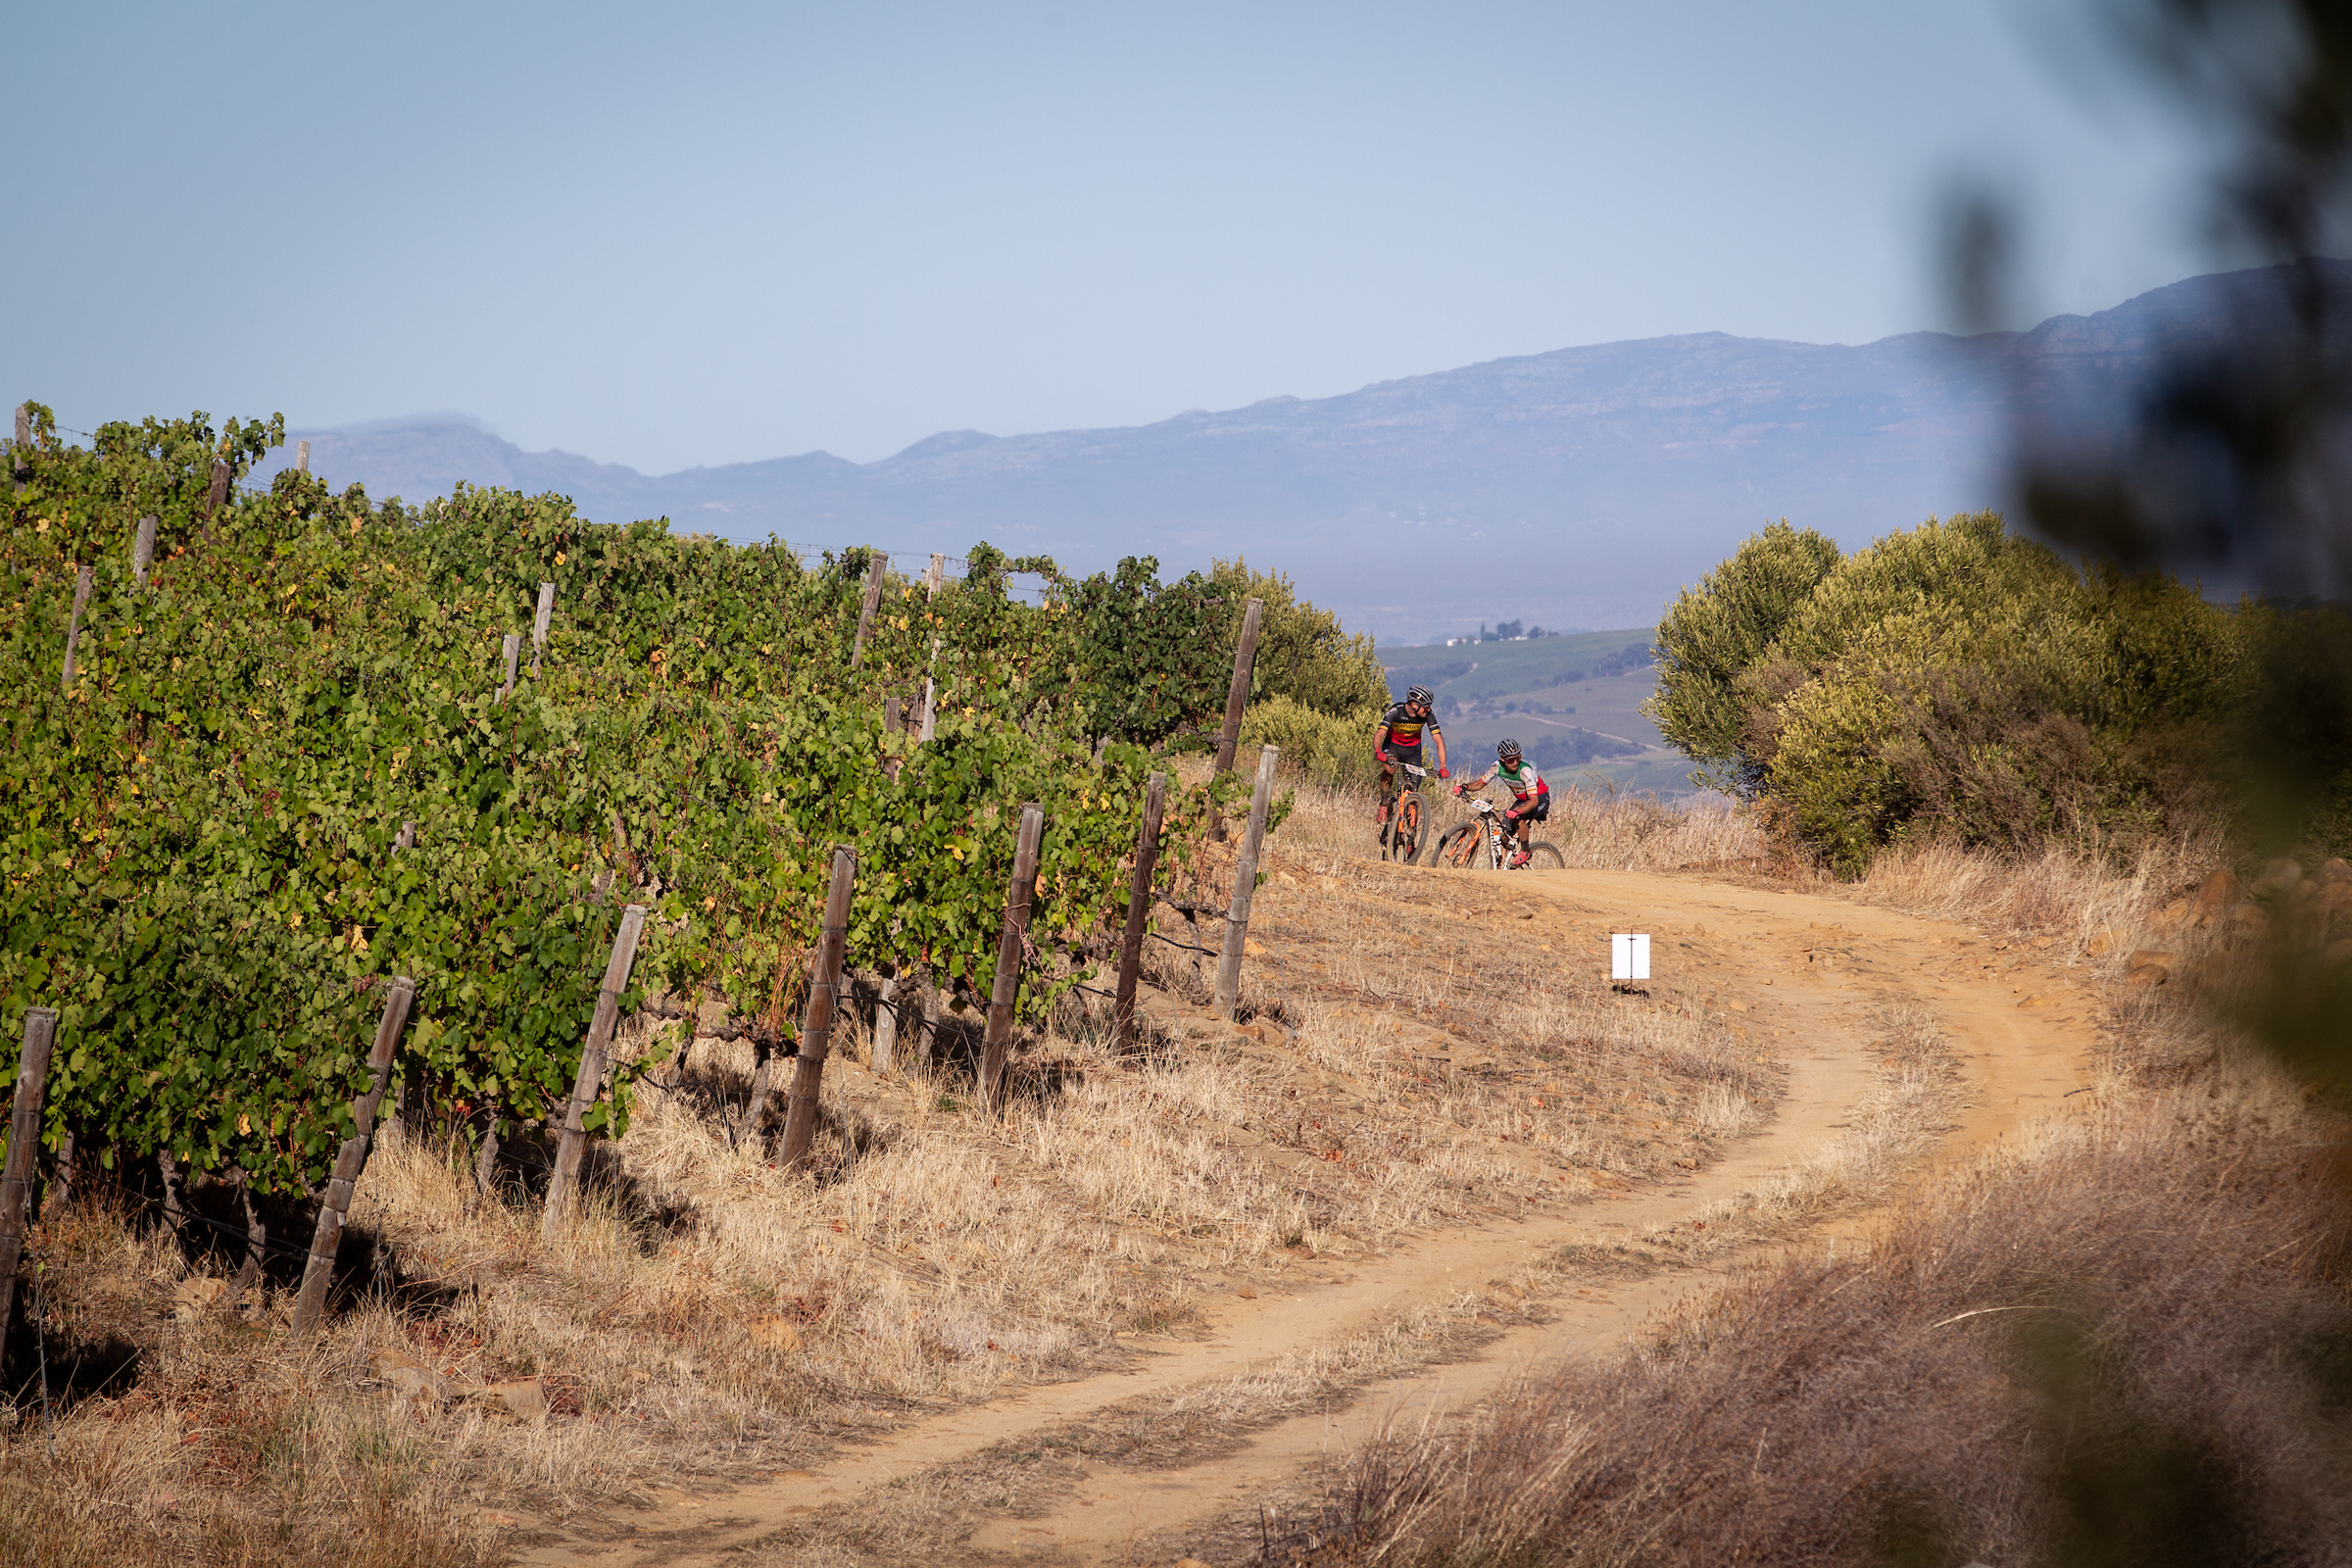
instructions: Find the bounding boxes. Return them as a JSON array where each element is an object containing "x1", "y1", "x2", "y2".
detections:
[{"x1": 1610, "y1": 933, "x2": 1651, "y2": 982}]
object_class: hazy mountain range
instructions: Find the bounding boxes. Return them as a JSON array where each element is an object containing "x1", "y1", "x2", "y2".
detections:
[{"x1": 255, "y1": 265, "x2": 2335, "y2": 644}]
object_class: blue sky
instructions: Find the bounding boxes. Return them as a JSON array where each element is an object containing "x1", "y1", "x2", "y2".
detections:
[{"x1": 8, "y1": 2, "x2": 2208, "y2": 473}]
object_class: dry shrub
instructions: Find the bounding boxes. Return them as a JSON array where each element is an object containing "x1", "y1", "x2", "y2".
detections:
[{"x1": 1318, "y1": 1077, "x2": 2352, "y2": 1567}]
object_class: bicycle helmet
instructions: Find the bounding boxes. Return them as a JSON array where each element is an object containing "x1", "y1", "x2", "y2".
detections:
[
  {"x1": 1497, "y1": 738, "x2": 1522, "y2": 763},
  {"x1": 1406, "y1": 684, "x2": 1434, "y2": 707}
]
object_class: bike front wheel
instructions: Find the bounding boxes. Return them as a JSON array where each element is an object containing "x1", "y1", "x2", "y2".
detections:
[
  {"x1": 1432, "y1": 822, "x2": 1486, "y2": 868},
  {"x1": 1392, "y1": 791, "x2": 1427, "y2": 862}
]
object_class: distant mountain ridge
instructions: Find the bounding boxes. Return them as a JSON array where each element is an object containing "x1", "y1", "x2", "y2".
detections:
[{"x1": 255, "y1": 265, "x2": 2341, "y2": 643}]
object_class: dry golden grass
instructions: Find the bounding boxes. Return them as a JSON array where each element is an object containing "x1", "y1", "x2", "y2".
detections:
[
  {"x1": 1308, "y1": 1069, "x2": 2352, "y2": 1568},
  {"x1": 1279, "y1": 769, "x2": 1768, "y2": 873},
  {"x1": 1849, "y1": 834, "x2": 2228, "y2": 956},
  {"x1": 1639, "y1": 1001, "x2": 1967, "y2": 1259},
  {"x1": 1296, "y1": 841, "x2": 2352, "y2": 1568},
  {"x1": 0, "y1": 775, "x2": 1769, "y2": 1556}
]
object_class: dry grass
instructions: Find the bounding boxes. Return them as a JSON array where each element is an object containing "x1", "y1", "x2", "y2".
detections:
[
  {"x1": 0, "y1": 775, "x2": 1772, "y2": 1554},
  {"x1": 1638, "y1": 1001, "x2": 1967, "y2": 1260},
  {"x1": 1849, "y1": 835, "x2": 2228, "y2": 956},
  {"x1": 1311, "y1": 1070, "x2": 2352, "y2": 1567},
  {"x1": 1292, "y1": 832, "x2": 2352, "y2": 1568},
  {"x1": 1277, "y1": 770, "x2": 1767, "y2": 873}
]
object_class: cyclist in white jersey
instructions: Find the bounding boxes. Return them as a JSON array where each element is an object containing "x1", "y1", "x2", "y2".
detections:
[{"x1": 1454, "y1": 738, "x2": 1551, "y2": 868}]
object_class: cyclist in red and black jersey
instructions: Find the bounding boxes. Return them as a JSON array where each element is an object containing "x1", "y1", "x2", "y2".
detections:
[{"x1": 1373, "y1": 685, "x2": 1449, "y2": 824}]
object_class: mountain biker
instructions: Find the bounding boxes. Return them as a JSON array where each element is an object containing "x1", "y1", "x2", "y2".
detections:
[
  {"x1": 1374, "y1": 685, "x2": 1449, "y2": 825},
  {"x1": 1455, "y1": 738, "x2": 1550, "y2": 867}
]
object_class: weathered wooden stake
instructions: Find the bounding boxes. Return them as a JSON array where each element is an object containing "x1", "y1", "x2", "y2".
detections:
[
  {"x1": 1114, "y1": 773, "x2": 1168, "y2": 1052},
  {"x1": 780, "y1": 848, "x2": 858, "y2": 1167},
  {"x1": 471, "y1": 1116, "x2": 502, "y2": 1201},
  {"x1": 531, "y1": 581, "x2": 555, "y2": 674},
  {"x1": 1212, "y1": 746, "x2": 1280, "y2": 1019},
  {"x1": 10, "y1": 405, "x2": 26, "y2": 493},
  {"x1": 872, "y1": 969, "x2": 900, "y2": 1074},
  {"x1": 981, "y1": 805, "x2": 1046, "y2": 1108},
  {"x1": 884, "y1": 697, "x2": 905, "y2": 781},
  {"x1": 290, "y1": 976, "x2": 415, "y2": 1341},
  {"x1": 498, "y1": 632, "x2": 521, "y2": 703},
  {"x1": 60, "y1": 564, "x2": 92, "y2": 695},
  {"x1": 916, "y1": 965, "x2": 940, "y2": 1068},
  {"x1": 925, "y1": 553, "x2": 945, "y2": 596},
  {"x1": 132, "y1": 515, "x2": 158, "y2": 587},
  {"x1": 296, "y1": 439, "x2": 312, "y2": 472},
  {"x1": 852, "y1": 550, "x2": 888, "y2": 664},
  {"x1": 204, "y1": 460, "x2": 230, "y2": 517},
  {"x1": 1213, "y1": 599, "x2": 1264, "y2": 777},
  {"x1": 543, "y1": 905, "x2": 648, "y2": 1241},
  {"x1": 1209, "y1": 598, "x2": 1264, "y2": 840},
  {"x1": 228, "y1": 1172, "x2": 268, "y2": 1311},
  {"x1": 396, "y1": 820, "x2": 416, "y2": 852},
  {"x1": 0, "y1": 1008, "x2": 58, "y2": 1335}
]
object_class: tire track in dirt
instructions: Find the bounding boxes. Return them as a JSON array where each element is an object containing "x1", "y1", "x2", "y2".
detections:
[{"x1": 516, "y1": 870, "x2": 2094, "y2": 1567}]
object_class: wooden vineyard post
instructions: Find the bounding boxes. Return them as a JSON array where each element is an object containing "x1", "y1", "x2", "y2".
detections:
[
  {"x1": 852, "y1": 549, "x2": 887, "y2": 665},
  {"x1": 884, "y1": 697, "x2": 905, "y2": 782},
  {"x1": 531, "y1": 581, "x2": 555, "y2": 675},
  {"x1": 59, "y1": 564, "x2": 92, "y2": 694},
  {"x1": 396, "y1": 820, "x2": 416, "y2": 852},
  {"x1": 204, "y1": 459, "x2": 230, "y2": 518},
  {"x1": 0, "y1": 1008, "x2": 57, "y2": 1335},
  {"x1": 10, "y1": 404, "x2": 26, "y2": 493},
  {"x1": 542, "y1": 904, "x2": 648, "y2": 1241},
  {"x1": 498, "y1": 632, "x2": 521, "y2": 704},
  {"x1": 1213, "y1": 598, "x2": 1264, "y2": 776},
  {"x1": 872, "y1": 968, "x2": 900, "y2": 1074},
  {"x1": 780, "y1": 848, "x2": 858, "y2": 1168},
  {"x1": 1213, "y1": 746, "x2": 1280, "y2": 1019},
  {"x1": 296, "y1": 439, "x2": 311, "y2": 472},
  {"x1": 916, "y1": 966, "x2": 940, "y2": 1068},
  {"x1": 290, "y1": 977, "x2": 415, "y2": 1342},
  {"x1": 981, "y1": 805, "x2": 1046, "y2": 1109},
  {"x1": 1114, "y1": 772, "x2": 1168, "y2": 1051},
  {"x1": 132, "y1": 515, "x2": 158, "y2": 587},
  {"x1": 1209, "y1": 597, "x2": 1264, "y2": 840},
  {"x1": 917, "y1": 557, "x2": 945, "y2": 742}
]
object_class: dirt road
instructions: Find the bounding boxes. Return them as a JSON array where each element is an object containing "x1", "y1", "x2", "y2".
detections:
[{"x1": 517, "y1": 867, "x2": 2096, "y2": 1567}]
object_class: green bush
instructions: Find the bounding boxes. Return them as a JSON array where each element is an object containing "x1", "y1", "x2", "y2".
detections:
[
  {"x1": 1655, "y1": 512, "x2": 2263, "y2": 875},
  {"x1": 1208, "y1": 559, "x2": 1389, "y2": 718},
  {"x1": 1647, "y1": 520, "x2": 1841, "y2": 792},
  {"x1": 1239, "y1": 696, "x2": 1384, "y2": 791}
]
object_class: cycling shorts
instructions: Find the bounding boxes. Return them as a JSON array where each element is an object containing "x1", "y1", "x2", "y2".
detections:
[
  {"x1": 1382, "y1": 743, "x2": 1426, "y2": 777},
  {"x1": 1512, "y1": 793, "x2": 1552, "y2": 823}
]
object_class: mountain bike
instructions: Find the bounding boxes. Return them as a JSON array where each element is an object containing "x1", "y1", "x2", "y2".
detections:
[
  {"x1": 1430, "y1": 785, "x2": 1565, "y2": 871},
  {"x1": 1379, "y1": 761, "x2": 1432, "y2": 864}
]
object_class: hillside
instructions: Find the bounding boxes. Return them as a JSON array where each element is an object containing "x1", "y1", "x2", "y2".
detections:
[
  {"x1": 1383, "y1": 629, "x2": 1695, "y2": 797},
  {"x1": 250, "y1": 264, "x2": 2349, "y2": 644}
]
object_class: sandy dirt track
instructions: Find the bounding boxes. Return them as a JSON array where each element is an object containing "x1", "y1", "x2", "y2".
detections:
[{"x1": 517, "y1": 867, "x2": 2097, "y2": 1567}]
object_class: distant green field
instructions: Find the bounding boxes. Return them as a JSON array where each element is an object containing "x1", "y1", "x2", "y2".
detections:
[{"x1": 1380, "y1": 627, "x2": 1706, "y2": 799}]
